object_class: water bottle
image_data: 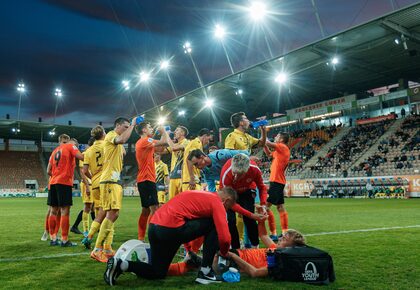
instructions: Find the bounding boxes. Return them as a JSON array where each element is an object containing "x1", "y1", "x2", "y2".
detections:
[
  {"x1": 78, "y1": 144, "x2": 86, "y2": 152},
  {"x1": 266, "y1": 249, "x2": 276, "y2": 269},
  {"x1": 164, "y1": 125, "x2": 171, "y2": 132},
  {"x1": 135, "y1": 115, "x2": 145, "y2": 125},
  {"x1": 222, "y1": 267, "x2": 240, "y2": 283},
  {"x1": 251, "y1": 119, "x2": 268, "y2": 129}
]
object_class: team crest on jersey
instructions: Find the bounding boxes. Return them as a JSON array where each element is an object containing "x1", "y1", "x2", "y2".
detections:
[
  {"x1": 72, "y1": 145, "x2": 78, "y2": 150},
  {"x1": 148, "y1": 138, "x2": 154, "y2": 143}
]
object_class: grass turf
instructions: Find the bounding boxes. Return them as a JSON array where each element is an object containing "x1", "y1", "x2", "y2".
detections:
[{"x1": 0, "y1": 197, "x2": 420, "y2": 289}]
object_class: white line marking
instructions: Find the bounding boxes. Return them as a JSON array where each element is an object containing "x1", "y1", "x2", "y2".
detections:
[
  {"x1": 0, "y1": 252, "x2": 86, "y2": 262},
  {"x1": 304, "y1": 225, "x2": 420, "y2": 237},
  {"x1": 1, "y1": 225, "x2": 419, "y2": 263}
]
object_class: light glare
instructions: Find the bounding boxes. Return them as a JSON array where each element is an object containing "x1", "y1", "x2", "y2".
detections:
[
  {"x1": 183, "y1": 42, "x2": 192, "y2": 54},
  {"x1": 139, "y1": 71, "x2": 150, "y2": 83},
  {"x1": 249, "y1": 2, "x2": 267, "y2": 21},
  {"x1": 157, "y1": 116, "x2": 166, "y2": 125},
  {"x1": 205, "y1": 99, "x2": 214, "y2": 108},
  {"x1": 178, "y1": 110, "x2": 186, "y2": 116},
  {"x1": 331, "y1": 57, "x2": 339, "y2": 65},
  {"x1": 275, "y1": 73, "x2": 288, "y2": 84},
  {"x1": 160, "y1": 60, "x2": 170, "y2": 70},
  {"x1": 214, "y1": 24, "x2": 226, "y2": 39}
]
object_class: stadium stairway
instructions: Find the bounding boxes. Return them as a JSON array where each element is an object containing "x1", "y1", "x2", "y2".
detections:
[
  {"x1": 299, "y1": 127, "x2": 351, "y2": 177},
  {"x1": 349, "y1": 118, "x2": 404, "y2": 172}
]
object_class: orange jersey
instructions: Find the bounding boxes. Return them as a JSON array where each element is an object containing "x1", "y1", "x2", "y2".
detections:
[
  {"x1": 237, "y1": 244, "x2": 277, "y2": 268},
  {"x1": 136, "y1": 137, "x2": 157, "y2": 183},
  {"x1": 49, "y1": 143, "x2": 80, "y2": 186},
  {"x1": 269, "y1": 143, "x2": 290, "y2": 185}
]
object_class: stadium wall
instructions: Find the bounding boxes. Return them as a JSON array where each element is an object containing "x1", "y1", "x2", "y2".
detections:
[{"x1": 287, "y1": 175, "x2": 420, "y2": 198}]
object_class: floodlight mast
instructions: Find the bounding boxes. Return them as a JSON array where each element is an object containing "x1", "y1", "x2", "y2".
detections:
[
  {"x1": 183, "y1": 42, "x2": 208, "y2": 98},
  {"x1": 53, "y1": 88, "x2": 62, "y2": 124},
  {"x1": 160, "y1": 60, "x2": 178, "y2": 97},
  {"x1": 214, "y1": 24, "x2": 234, "y2": 74},
  {"x1": 16, "y1": 83, "x2": 25, "y2": 122},
  {"x1": 122, "y1": 80, "x2": 139, "y2": 114},
  {"x1": 248, "y1": 2, "x2": 273, "y2": 58}
]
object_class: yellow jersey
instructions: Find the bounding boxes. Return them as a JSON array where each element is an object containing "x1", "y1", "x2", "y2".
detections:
[
  {"x1": 155, "y1": 160, "x2": 169, "y2": 185},
  {"x1": 100, "y1": 131, "x2": 124, "y2": 184},
  {"x1": 84, "y1": 140, "x2": 104, "y2": 188},
  {"x1": 224, "y1": 129, "x2": 259, "y2": 152},
  {"x1": 181, "y1": 137, "x2": 202, "y2": 184},
  {"x1": 167, "y1": 138, "x2": 189, "y2": 179}
]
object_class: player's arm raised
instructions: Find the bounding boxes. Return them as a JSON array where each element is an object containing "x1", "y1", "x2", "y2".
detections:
[{"x1": 114, "y1": 117, "x2": 136, "y2": 145}]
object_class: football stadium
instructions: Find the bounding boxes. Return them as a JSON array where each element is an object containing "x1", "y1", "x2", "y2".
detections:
[{"x1": 1, "y1": 1, "x2": 420, "y2": 289}]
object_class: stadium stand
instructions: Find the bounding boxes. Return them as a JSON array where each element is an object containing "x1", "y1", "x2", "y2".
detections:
[{"x1": 0, "y1": 151, "x2": 47, "y2": 189}]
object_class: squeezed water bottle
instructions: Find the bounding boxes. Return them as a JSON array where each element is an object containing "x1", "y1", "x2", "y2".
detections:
[
  {"x1": 251, "y1": 119, "x2": 268, "y2": 129},
  {"x1": 135, "y1": 115, "x2": 145, "y2": 125},
  {"x1": 266, "y1": 249, "x2": 276, "y2": 269}
]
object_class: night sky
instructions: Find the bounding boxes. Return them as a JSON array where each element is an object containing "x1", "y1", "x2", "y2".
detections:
[{"x1": 0, "y1": 0, "x2": 417, "y2": 127}]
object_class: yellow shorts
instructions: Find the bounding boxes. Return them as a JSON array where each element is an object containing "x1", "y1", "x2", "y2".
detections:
[
  {"x1": 158, "y1": 191, "x2": 166, "y2": 204},
  {"x1": 169, "y1": 179, "x2": 182, "y2": 200},
  {"x1": 181, "y1": 182, "x2": 202, "y2": 192},
  {"x1": 91, "y1": 187, "x2": 101, "y2": 208},
  {"x1": 100, "y1": 183, "x2": 122, "y2": 210},
  {"x1": 81, "y1": 182, "x2": 93, "y2": 203}
]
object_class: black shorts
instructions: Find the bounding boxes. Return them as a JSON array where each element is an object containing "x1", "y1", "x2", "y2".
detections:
[
  {"x1": 267, "y1": 182, "x2": 285, "y2": 205},
  {"x1": 47, "y1": 184, "x2": 73, "y2": 207},
  {"x1": 138, "y1": 181, "x2": 158, "y2": 208}
]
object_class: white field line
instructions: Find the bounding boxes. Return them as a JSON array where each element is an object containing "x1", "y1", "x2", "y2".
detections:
[
  {"x1": 1, "y1": 225, "x2": 419, "y2": 263},
  {"x1": 304, "y1": 224, "x2": 420, "y2": 237}
]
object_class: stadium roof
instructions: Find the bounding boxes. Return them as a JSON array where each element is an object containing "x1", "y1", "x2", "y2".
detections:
[{"x1": 141, "y1": 3, "x2": 420, "y2": 132}]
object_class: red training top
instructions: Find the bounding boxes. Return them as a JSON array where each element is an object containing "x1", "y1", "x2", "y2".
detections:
[
  {"x1": 150, "y1": 190, "x2": 231, "y2": 256},
  {"x1": 269, "y1": 143, "x2": 290, "y2": 185},
  {"x1": 49, "y1": 143, "x2": 80, "y2": 186},
  {"x1": 220, "y1": 159, "x2": 267, "y2": 205},
  {"x1": 136, "y1": 137, "x2": 158, "y2": 183}
]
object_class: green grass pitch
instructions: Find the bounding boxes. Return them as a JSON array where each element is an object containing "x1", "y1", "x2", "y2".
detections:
[{"x1": 1, "y1": 197, "x2": 420, "y2": 289}]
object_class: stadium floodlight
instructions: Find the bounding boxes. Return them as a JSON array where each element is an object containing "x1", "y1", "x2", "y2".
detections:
[
  {"x1": 122, "y1": 80, "x2": 130, "y2": 91},
  {"x1": 16, "y1": 82, "x2": 26, "y2": 121},
  {"x1": 139, "y1": 71, "x2": 151, "y2": 83},
  {"x1": 275, "y1": 72, "x2": 288, "y2": 84},
  {"x1": 235, "y1": 89, "x2": 243, "y2": 96},
  {"x1": 183, "y1": 42, "x2": 192, "y2": 54},
  {"x1": 248, "y1": 2, "x2": 268, "y2": 22},
  {"x1": 394, "y1": 38, "x2": 400, "y2": 45},
  {"x1": 160, "y1": 60, "x2": 170, "y2": 70},
  {"x1": 178, "y1": 110, "x2": 186, "y2": 116},
  {"x1": 214, "y1": 24, "x2": 226, "y2": 40},
  {"x1": 17, "y1": 83, "x2": 25, "y2": 93},
  {"x1": 49, "y1": 130, "x2": 56, "y2": 136},
  {"x1": 53, "y1": 88, "x2": 62, "y2": 124},
  {"x1": 157, "y1": 116, "x2": 166, "y2": 125},
  {"x1": 331, "y1": 57, "x2": 339, "y2": 65},
  {"x1": 54, "y1": 88, "x2": 62, "y2": 98},
  {"x1": 204, "y1": 99, "x2": 214, "y2": 108}
]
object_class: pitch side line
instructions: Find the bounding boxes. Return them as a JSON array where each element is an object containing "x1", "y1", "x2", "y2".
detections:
[
  {"x1": 0, "y1": 252, "x2": 86, "y2": 263},
  {"x1": 304, "y1": 224, "x2": 420, "y2": 237},
  {"x1": 1, "y1": 225, "x2": 419, "y2": 263}
]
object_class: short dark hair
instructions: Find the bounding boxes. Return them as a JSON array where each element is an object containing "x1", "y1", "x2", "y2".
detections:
[
  {"x1": 135, "y1": 121, "x2": 151, "y2": 135},
  {"x1": 279, "y1": 132, "x2": 290, "y2": 144},
  {"x1": 88, "y1": 137, "x2": 95, "y2": 147},
  {"x1": 230, "y1": 112, "x2": 245, "y2": 128},
  {"x1": 114, "y1": 117, "x2": 130, "y2": 127},
  {"x1": 177, "y1": 126, "x2": 189, "y2": 137},
  {"x1": 188, "y1": 149, "x2": 206, "y2": 161},
  {"x1": 198, "y1": 128, "x2": 211, "y2": 136},
  {"x1": 221, "y1": 186, "x2": 238, "y2": 202}
]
